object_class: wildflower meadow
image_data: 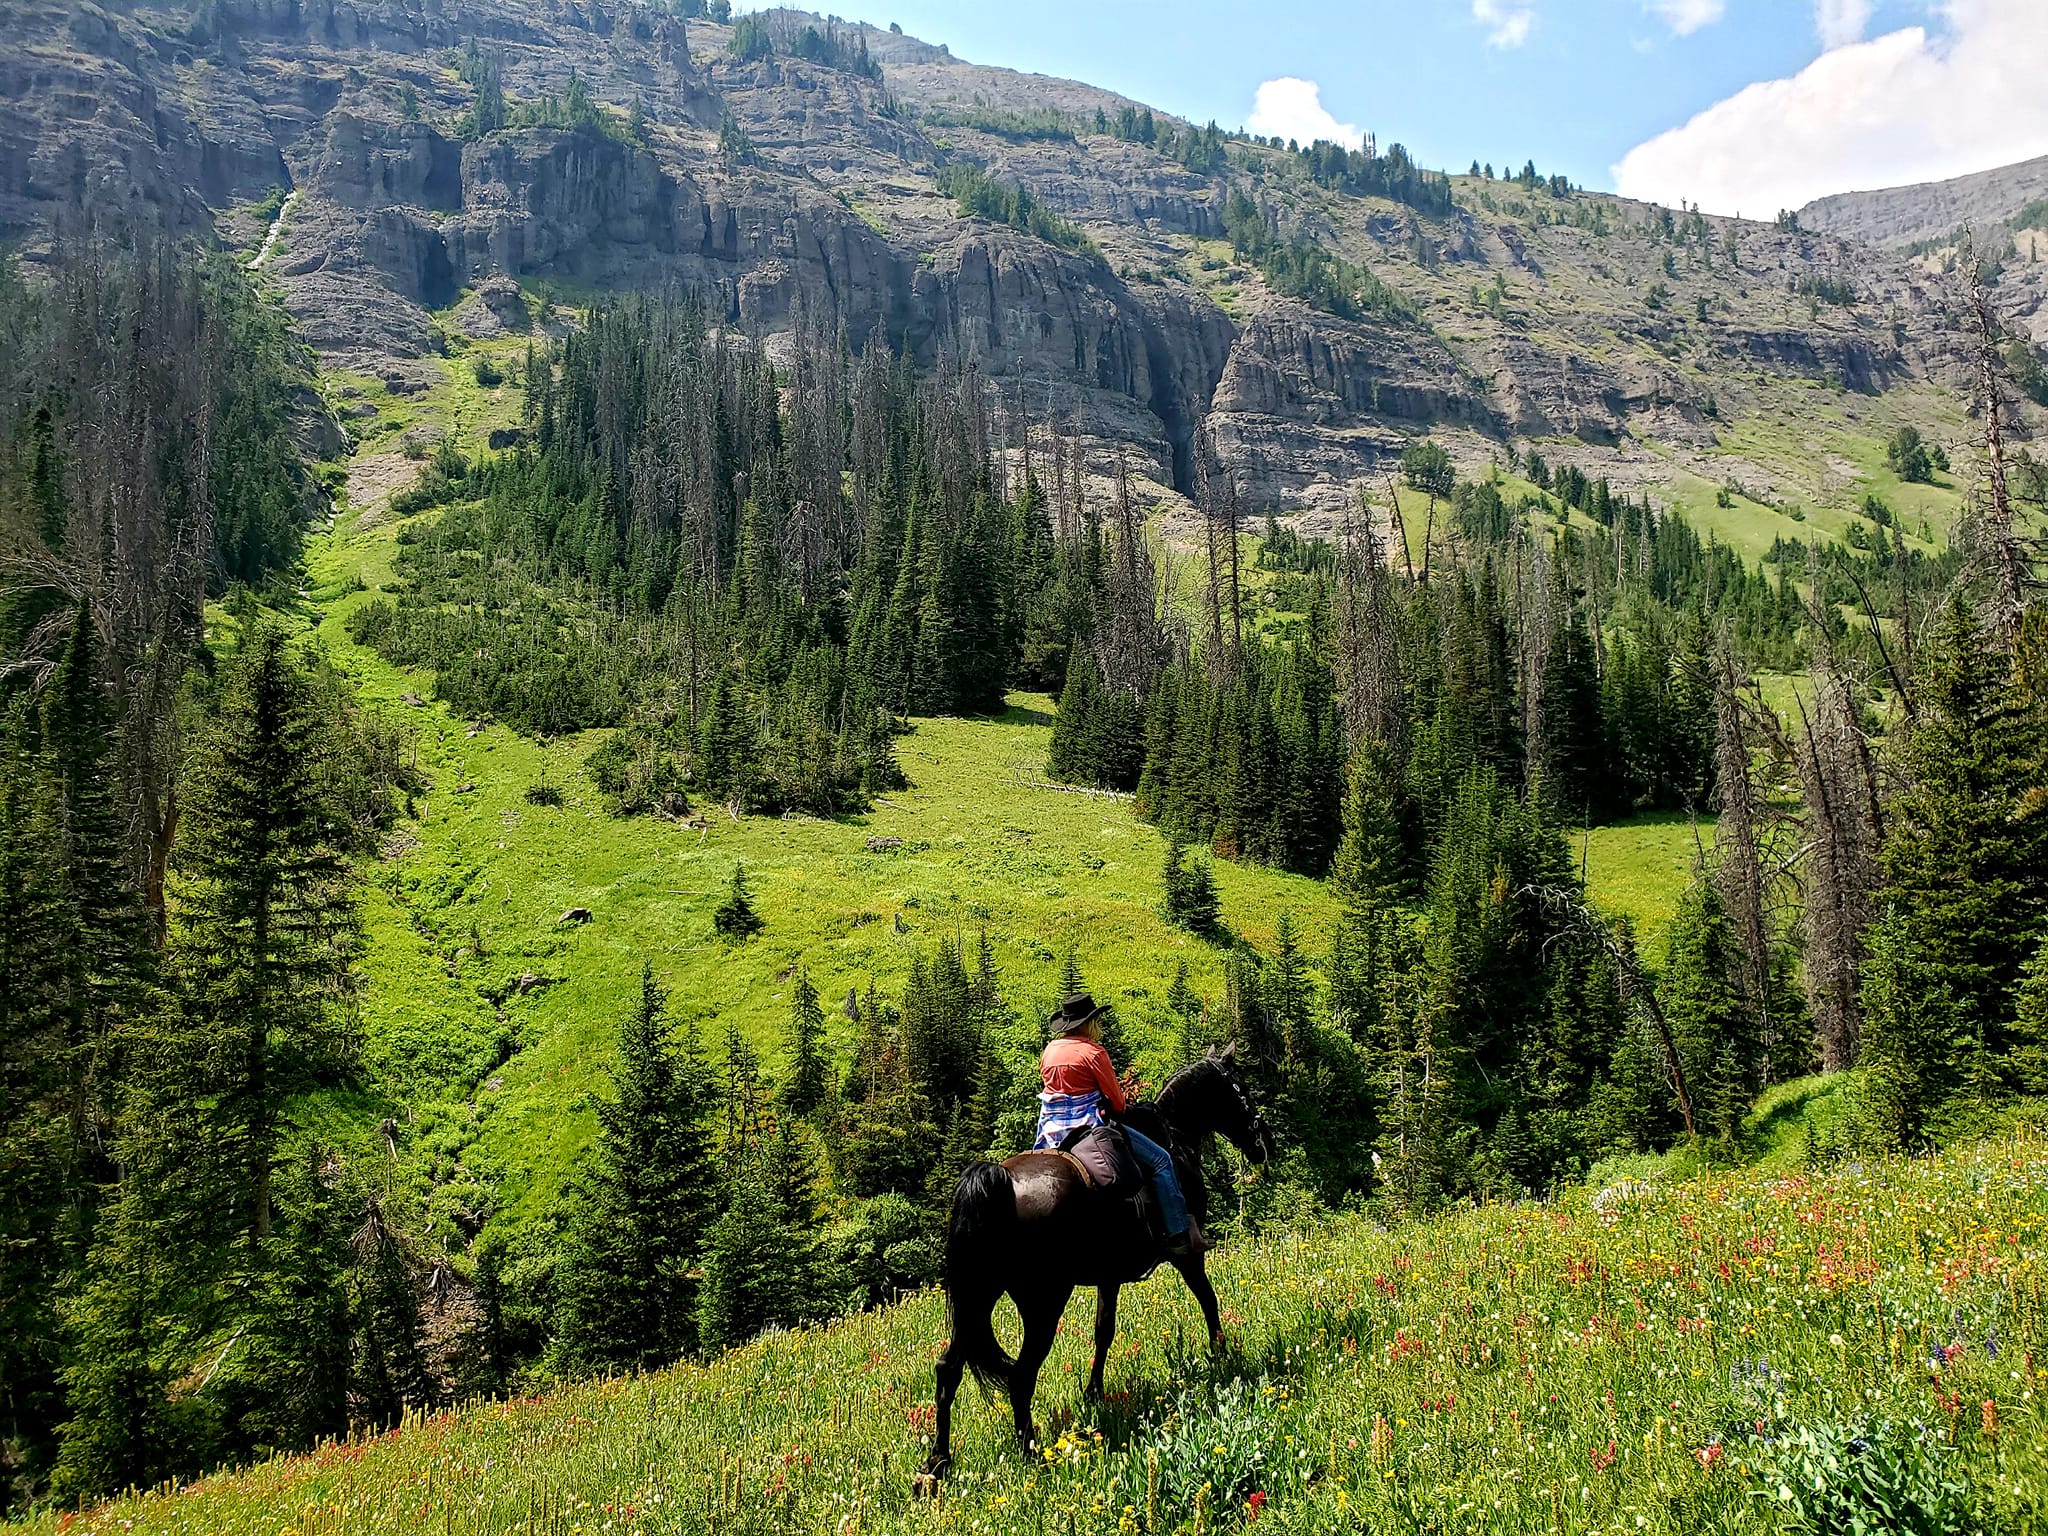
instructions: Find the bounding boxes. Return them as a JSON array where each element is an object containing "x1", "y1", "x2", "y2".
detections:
[{"x1": 34, "y1": 1133, "x2": 2048, "y2": 1535}]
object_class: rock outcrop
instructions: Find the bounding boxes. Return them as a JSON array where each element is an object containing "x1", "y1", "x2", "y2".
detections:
[{"x1": 0, "y1": 0, "x2": 2019, "y2": 519}]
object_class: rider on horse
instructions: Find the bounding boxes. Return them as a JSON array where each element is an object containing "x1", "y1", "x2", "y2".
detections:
[{"x1": 1035, "y1": 992, "x2": 1211, "y2": 1256}]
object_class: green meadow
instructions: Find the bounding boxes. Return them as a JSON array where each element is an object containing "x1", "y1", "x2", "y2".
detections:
[
  {"x1": 34, "y1": 1131, "x2": 2048, "y2": 1534},
  {"x1": 300, "y1": 491, "x2": 1337, "y2": 1217}
]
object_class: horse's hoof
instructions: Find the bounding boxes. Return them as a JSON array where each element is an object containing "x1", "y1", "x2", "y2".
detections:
[{"x1": 913, "y1": 1455, "x2": 951, "y2": 1494}]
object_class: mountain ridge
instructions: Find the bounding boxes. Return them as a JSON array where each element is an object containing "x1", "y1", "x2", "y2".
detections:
[
  {"x1": 2, "y1": 1, "x2": 2031, "y2": 538},
  {"x1": 1798, "y1": 151, "x2": 2048, "y2": 249}
]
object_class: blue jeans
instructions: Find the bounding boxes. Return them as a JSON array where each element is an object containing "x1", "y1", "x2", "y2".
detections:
[{"x1": 1124, "y1": 1128, "x2": 1189, "y2": 1237}]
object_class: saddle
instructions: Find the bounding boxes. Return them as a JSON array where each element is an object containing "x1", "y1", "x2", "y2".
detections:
[{"x1": 1056, "y1": 1123, "x2": 1163, "y2": 1244}]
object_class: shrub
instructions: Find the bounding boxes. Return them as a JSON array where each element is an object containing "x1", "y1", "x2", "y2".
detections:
[{"x1": 1742, "y1": 1418, "x2": 1971, "y2": 1536}]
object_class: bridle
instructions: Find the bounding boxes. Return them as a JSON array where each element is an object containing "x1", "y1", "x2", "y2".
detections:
[{"x1": 1159, "y1": 1055, "x2": 1268, "y2": 1157}]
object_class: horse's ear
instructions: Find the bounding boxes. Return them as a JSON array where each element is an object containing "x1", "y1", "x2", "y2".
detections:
[{"x1": 1219, "y1": 1041, "x2": 1237, "y2": 1064}]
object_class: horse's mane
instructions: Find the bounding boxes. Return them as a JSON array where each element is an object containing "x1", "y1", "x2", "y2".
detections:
[{"x1": 1153, "y1": 1056, "x2": 1226, "y2": 1124}]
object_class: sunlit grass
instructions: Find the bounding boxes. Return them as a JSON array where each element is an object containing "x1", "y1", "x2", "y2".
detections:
[
  {"x1": 39, "y1": 1133, "x2": 2048, "y2": 1533},
  {"x1": 1581, "y1": 811, "x2": 1713, "y2": 951}
]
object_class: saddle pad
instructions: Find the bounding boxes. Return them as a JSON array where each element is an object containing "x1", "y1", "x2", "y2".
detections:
[{"x1": 1061, "y1": 1124, "x2": 1140, "y2": 1195}]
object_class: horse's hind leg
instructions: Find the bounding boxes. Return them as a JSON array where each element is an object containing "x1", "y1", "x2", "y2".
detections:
[
  {"x1": 1086, "y1": 1284, "x2": 1120, "y2": 1399},
  {"x1": 1007, "y1": 1285, "x2": 1071, "y2": 1450},
  {"x1": 919, "y1": 1332, "x2": 969, "y2": 1487}
]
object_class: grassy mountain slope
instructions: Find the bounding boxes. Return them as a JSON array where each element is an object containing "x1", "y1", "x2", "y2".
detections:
[
  {"x1": 296, "y1": 369, "x2": 1328, "y2": 1223},
  {"x1": 32, "y1": 1130, "x2": 2048, "y2": 1533},
  {"x1": 296, "y1": 338, "x2": 1706, "y2": 1227}
]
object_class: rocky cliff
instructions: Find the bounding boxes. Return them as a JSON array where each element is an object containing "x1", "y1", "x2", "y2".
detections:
[{"x1": 1, "y1": 0, "x2": 2026, "y2": 526}]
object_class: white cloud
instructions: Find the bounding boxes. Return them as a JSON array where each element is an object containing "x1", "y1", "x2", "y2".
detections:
[
  {"x1": 1814, "y1": 0, "x2": 1873, "y2": 49},
  {"x1": 1472, "y1": 0, "x2": 1535, "y2": 49},
  {"x1": 1612, "y1": 0, "x2": 2048, "y2": 216},
  {"x1": 1246, "y1": 77, "x2": 1365, "y2": 150},
  {"x1": 1648, "y1": 0, "x2": 1726, "y2": 36}
]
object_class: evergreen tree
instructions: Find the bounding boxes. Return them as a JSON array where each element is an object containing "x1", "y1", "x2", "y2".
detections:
[
  {"x1": 1048, "y1": 648, "x2": 1106, "y2": 786},
  {"x1": 2007, "y1": 936, "x2": 2048, "y2": 1096},
  {"x1": 553, "y1": 965, "x2": 719, "y2": 1371},
  {"x1": 714, "y1": 861, "x2": 764, "y2": 939},
  {"x1": 346, "y1": 1195, "x2": 434, "y2": 1428},
  {"x1": 0, "y1": 704, "x2": 68, "y2": 1493},
  {"x1": 42, "y1": 603, "x2": 151, "y2": 1218},
  {"x1": 1330, "y1": 739, "x2": 1415, "y2": 906},
  {"x1": 1860, "y1": 602, "x2": 2048, "y2": 1140},
  {"x1": 780, "y1": 968, "x2": 828, "y2": 1115},
  {"x1": 1161, "y1": 837, "x2": 1222, "y2": 935},
  {"x1": 171, "y1": 622, "x2": 360, "y2": 1243},
  {"x1": 1660, "y1": 877, "x2": 1756, "y2": 1140},
  {"x1": 695, "y1": 1181, "x2": 792, "y2": 1352},
  {"x1": 1165, "y1": 957, "x2": 1207, "y2": 1065}
]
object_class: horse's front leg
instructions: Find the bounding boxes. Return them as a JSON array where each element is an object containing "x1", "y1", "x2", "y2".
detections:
[
  {"x1": 1086, "y1": 1284, "x2": 1120, "y2": 1399},
  {"x1": 1170, "y1": 1254, "x2": 1225, "y2": 1347}
]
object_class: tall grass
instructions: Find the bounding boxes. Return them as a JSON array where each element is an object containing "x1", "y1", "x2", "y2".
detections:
[{"x1": 37, "y1": 1135, "x2": 2048, "y2": 1533}]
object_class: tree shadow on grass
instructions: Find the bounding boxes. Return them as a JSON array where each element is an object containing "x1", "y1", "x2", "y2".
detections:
[{"x1": 994, "y1": 700, "x2": 1055, "y2": 729}]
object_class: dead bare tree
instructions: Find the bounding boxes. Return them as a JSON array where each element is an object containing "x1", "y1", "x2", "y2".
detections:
[
  {"x1": 1092, "y1": 454, "x2": 1163, "y2": 702},
  {"x1": 1710, "y1": 647, "x2": 1788, "y2": 1082},
  {"x1": 1527, "y1": 884, "x2": 1698, "y2": 1139},
  {"x1": 1960, "y1": 243, "x2": 2037, "y2": 646},
  {"x1": 1334, "y1": 486, "x2": 1409, "y2": 766},
  {"x1": 1742, "y1": 639, "x2": 1875, "y2": 1075}
]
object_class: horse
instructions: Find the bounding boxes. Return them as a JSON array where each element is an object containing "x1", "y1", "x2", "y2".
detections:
[{"x1": 919, "y1": 1044, "x2": 1275, "y2": 1483}]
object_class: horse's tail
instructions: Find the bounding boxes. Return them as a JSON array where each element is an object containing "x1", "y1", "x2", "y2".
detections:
[{"x1": 944, "y1": 1160, "x2": 1017, "y2": 1390}]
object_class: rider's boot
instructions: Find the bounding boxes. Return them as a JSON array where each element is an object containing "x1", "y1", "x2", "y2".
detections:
[{"x1": 1165, "y1": 1217, "x2": 1213, "y2": 1258}]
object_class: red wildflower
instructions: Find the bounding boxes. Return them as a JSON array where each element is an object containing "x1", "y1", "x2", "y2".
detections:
[{"x1": 1246, "y1": 1490, "x2": 1267, "y2": 1522}]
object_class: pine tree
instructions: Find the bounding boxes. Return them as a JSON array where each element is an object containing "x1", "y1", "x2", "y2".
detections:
[
  {"x1": 714, "y1": 861, "x2": 764, "y2": 939},
  {"x1": 1048, "y1": 649, "x2": 1104, "y2": 785},
  {"x1": 42, "y1": 604, "x2": 151, "y2": 1231},
  {"x1": 1372, "y1": 999, "x2": 1463, "y2": 1216},
  {"x1": 172, "y1": 621, "x2": 359, "y2": 1242},
  {"x1": 1330, "y1": 739, "x2": 1415, "y2": 907},
  {"x1": 718, "y1": 1020, "x2": 770, "y2": 1172},
  {"x1": 553, "y1": 965, "x2": 718, "y2": 1371},
  {"x1": 0, "y1": 703, "x2": 69, "y2": 1492},
  {"x1": 780, "y1": 968, "x2": 828, "y2": 1115},
  {"x1": 1161, "y1": 837, "x2": 1221, "y2": 935},
  {"x1": 1165, "y1": 957, "x2": 1207, "y2": 1065},
  {"x1": 1660, "y1": 877, "x2": 1755, "y2": 1140},
  {"x1": 347, "y1": 1194, "x2": 433, "y2": 1427},
  {"x1": 2008, "y1": 936, "x2": 2048, "y2": 1096},
  {"x1": 1860, "y1": 601, "x2": 2048, "y2": 1139}
]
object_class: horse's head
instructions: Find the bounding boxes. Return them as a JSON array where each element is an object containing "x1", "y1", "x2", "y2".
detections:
[{"x1": 1200, "y1": 1043, "x2": 1275, "y2": 1164}]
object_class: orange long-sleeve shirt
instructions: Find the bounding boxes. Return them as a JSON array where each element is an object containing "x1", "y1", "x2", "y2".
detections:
[{"x1": 1039, "y1": 1035, "x2": 1126, "y2": 1113}]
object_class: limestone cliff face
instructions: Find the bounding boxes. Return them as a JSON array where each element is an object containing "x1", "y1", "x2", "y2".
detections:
[{"x1": 0, "y1": 0, "x2": 2015, "y2": 518}]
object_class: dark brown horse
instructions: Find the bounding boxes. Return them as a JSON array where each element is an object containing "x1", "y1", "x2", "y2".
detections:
[{"x1": 919, "y1": 1045, "x2": 1275, "y2": 1483}]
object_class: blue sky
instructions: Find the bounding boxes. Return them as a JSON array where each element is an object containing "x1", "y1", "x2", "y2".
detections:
[{"x1": 789, "y1": 1, "x2": 2048, "y2": 215}]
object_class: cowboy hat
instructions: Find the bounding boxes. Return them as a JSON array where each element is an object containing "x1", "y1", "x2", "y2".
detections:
[{"x1": 1046, "y1": 991, "x2": 1108, "y2": 1037}]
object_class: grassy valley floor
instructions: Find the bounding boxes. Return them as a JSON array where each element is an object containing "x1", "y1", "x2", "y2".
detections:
[{"x1": 297, "y1": 496, "x2": 1348, "y2": 1217}]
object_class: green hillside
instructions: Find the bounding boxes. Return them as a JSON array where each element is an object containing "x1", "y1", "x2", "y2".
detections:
[
  {"x1": 33, "y1": 1131, "x2": 2047, "y2": 1534},
  {"x1": 299, "y1": 481, "x2": 1343, "y2": 1221}
]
